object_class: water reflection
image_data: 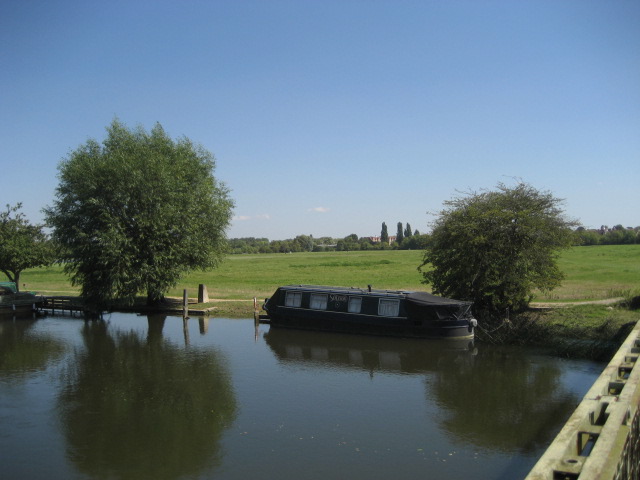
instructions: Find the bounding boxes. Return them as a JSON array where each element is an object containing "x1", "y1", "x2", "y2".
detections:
[
  {"x1": 0, "y1": 316, "x2": 605, "y2": 480},
  {"x1": 264, "y1": 328, "x2": 476, "y2": 376},
  {"x1": 430, "y1": 347, "x2": 578, "y2": 453},
  {"x1": 0, "y1": 318, "x2": 66, "y2": 379},
  {"x1": 57, "y1": 315, "x2": 237, "y2": 480},
  {"x1": 264, "y1": 328, "x2": 580, "y2": 454}
]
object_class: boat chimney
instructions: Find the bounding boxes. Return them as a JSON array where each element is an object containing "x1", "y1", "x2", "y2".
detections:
[{"x1": 368, "y1": 284, "x2": 372, "y2": 292}]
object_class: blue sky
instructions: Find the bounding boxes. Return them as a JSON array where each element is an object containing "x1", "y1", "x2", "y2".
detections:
[{"x1": 2, "y1": 0, "x2": 639, "y2": 240}]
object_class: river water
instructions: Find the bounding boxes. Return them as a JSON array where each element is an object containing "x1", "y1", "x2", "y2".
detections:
[{"x1": 0, "y1": 313, "x2": 603, "y2": 480}]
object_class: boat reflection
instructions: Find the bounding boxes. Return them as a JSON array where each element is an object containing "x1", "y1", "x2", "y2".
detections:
[
  {"x1": 264, "y1": 327, "x2": 477, "y2": 376},
  {"x1": 263, "y1": 326, "x2": 582, "y2": 454}
]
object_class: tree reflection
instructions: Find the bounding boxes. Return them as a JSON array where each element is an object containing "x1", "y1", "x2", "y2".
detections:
[
  {"x1": 58, "y1": 315, "x2": 237, "y2": 480},
  {"x1": 0, "y1": 319, "x2": 65, "y2": 379},
  {"x1": 429, "y1": 347, "x2": 578, "y2": 453},
  {"x1": 264, "y1": 329, "x2": 581, "y2": 454}
]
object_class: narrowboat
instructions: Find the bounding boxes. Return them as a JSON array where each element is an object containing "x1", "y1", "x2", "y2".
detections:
[
  {"x1": 0, "y1": 282, "x2": 44, "y2": 318},
  {"x1": 262, "y1": 285, "x2": 477, "y2": 339}
]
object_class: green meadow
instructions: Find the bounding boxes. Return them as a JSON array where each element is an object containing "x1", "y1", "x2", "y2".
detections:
[
  {"x1": 12, "y1": 244, "x2": 640, "y2": 303},
  {"x1": 7, "y1": 245, "x2": 639, "y2": 356}
]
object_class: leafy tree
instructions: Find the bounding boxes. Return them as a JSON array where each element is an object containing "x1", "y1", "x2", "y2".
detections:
[
  {"x1": 404, "y1": 222, "x2": 413, "y2": 238},
  {"x1": 293, "y1": 235, "x2": 314, "y2": 252},
  {"x1": 419, "y1": 182, "x2": 577, "y2": 313},
  {"x1": 345, "y1": 233, "x2": 359, "y2": 242},
  {"x1": 380, "y1": 222, "x2": 389, "y2": 244},
  {"x1": 337, "y1": 234, "x2": 360, "y2": 251},
  {"x1": 358, "y1": 236, "x2": 375, "y2": 250},
  {"x1": 602, "y1": 228, "x2": 637, "y2": 245},
  {"x1": 401, "y1": 233, "x2": 429, "y2": 250},
  {"x1": 574, "y1": 229, "x2": 601, "y2": 246},
  {"x1": 45, "y1": 120, "x2": 234, "y2": 309},
  {"x1": 396, "y1": 222, "x2": 404, "y2": 245},
  {"x1": 0, "y1": 203, "x2": 53, "y2": 291}
]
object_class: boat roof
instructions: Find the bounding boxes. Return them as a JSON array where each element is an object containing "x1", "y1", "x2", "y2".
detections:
[
  {"x1": 279, "y1": 284, "x2": 412, "y2": 297},
  {"x1": 0, "y1": 282, "x2": 18, "y2": 294},
  {"x1": 276, "y1": 285, "x2": 470, "y2": 305},
  {"x1": 405, "y1": 291, "x2": 471, "y2": 306}
]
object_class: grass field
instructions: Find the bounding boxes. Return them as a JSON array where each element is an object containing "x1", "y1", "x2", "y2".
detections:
[
  {"x1": 6, "y1": 245, "x2": 639, "y2": 356},
  {"x1": 12, "y1": 244, "x2": 639, "y2": 303}
]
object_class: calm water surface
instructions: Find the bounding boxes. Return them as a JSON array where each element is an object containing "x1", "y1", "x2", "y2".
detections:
[{"x1": 0, "y1": 313, "x2": 604, "y2": 480}]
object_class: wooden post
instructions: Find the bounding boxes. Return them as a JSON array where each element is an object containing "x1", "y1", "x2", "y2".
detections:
[
  {"x1": 183, "y1": 289, "x2": 189, "y2": 318},
  {"x1": 198, "y1": 284, "x2": 209, "y2": 303}
]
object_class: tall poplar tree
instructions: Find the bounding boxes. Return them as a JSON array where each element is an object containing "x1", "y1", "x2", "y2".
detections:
[
  {"x1": 381, "y1": 222, "x2": 389, "y2": 244},
  {"x1": 396, "y1": 222, "x2": 404, "y2": 244}
]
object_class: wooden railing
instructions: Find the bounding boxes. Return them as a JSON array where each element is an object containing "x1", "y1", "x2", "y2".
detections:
[
  {"x1": 526, "y1": 320, "x2": 640, "y2": 480},
  {"x1": 41, "y1": 296, "x2": 87, "y2": 315}
]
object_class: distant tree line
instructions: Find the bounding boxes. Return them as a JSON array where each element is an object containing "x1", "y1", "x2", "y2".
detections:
[
  {"x1": 227, "y1": 222, "x2": 639, "y2": 254},
  {"x1": 573, "y1": 225, "x2": 640, "y2": 246},
  {"x1": 228, "y1": 222, "x2": 429, "y2": 254}
]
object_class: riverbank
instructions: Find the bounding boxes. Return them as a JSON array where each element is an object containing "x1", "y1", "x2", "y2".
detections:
[
  {"x1": 26, "y1": 291, "x2": 639, "y2": 361},
  {"x1": 475, "y1": 300, "x2": 640, "y2": 361},
  {"x1": 9, "y1": 246, "x2": 640, "y2": 359},
  {"x1": 114, "y1": 296, "x2": 255, "y2": 317},
  {"x1": 111, "y1": 294, "x2": 639, "y2": 361}
]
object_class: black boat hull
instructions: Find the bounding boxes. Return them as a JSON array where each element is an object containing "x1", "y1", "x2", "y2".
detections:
[{"x1": 268, "y1": 312, "x2": 474, "y2": 339}]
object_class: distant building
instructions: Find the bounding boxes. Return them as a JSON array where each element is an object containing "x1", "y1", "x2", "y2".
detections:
[{"x1": 369, "y1": 236, "x2": 396, "y2": 244}]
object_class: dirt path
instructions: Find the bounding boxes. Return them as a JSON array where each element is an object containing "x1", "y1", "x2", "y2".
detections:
[{"x1": 530, "y1": 298, "x2": 623, "y2": 308}]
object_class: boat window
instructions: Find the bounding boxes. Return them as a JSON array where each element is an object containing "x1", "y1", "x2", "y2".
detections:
[
  {"x1": 310, "y1": 294, "x2": 328, "y2": 310},
  {"x1": 378, "y1": 299, "x2": 400, "y2": 317},
  {"x1": 285, "y1": 291, "x2": 302, "y2": 307},
  {"x1": 348, "y1": 296, "x2": 362, "y2": 313}
]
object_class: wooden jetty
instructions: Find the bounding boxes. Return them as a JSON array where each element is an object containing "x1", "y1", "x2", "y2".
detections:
[{"x1": 40, "y1": 296, "x2": 87, "y2": 316}]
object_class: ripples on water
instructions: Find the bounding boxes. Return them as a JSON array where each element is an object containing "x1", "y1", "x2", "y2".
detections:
[{"x1": 0, "y1": 314, "x2": 604, "y2": 480}]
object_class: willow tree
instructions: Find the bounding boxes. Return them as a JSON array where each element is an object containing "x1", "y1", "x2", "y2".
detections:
[
  {"x1": 419, "y1": 182, "x2": 577, "y2": 313},
  {"x1": 45, "y1": 120, "x2": 234, "y2": 310}
]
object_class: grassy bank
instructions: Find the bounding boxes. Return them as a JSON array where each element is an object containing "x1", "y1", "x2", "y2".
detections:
[
  {"x1": 14, "y1": 245, "x2": 640, "y2": 300},
  {"x1": 475, "y1": 304, "x2": 639, "y2": 361},
  {"x1": 6, "y1": 245, "x2": 640, "y2": 356}
]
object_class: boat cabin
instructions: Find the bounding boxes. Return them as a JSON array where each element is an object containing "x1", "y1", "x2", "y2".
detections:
[{"x1": 262, "y1": 285, "x2": 476, "y2": 339}]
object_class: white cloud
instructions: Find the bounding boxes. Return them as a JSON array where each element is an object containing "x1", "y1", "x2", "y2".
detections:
[
  {"x1": 234, "y1": 214, "x2": 271, "y2": 221},
  {"x1": 308, "y1": 207, "x2": 330, "y2": 213}
]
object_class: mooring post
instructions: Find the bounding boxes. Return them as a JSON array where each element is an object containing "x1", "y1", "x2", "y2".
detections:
[
  {"x1": 253, "y1": 297, "x2": 259, "y2": 325},
  {"x1": 183, "y1": 289, "x2": 189, "y2": 318},
  {"x1": 198, "y1": 284, "x2": 209, "y2": 303}
]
